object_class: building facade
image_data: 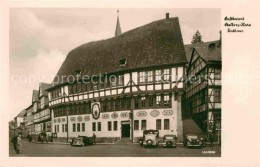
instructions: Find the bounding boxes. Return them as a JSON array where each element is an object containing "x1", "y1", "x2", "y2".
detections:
[
  {"x1": 33, "y1": 83, "x2": 52, "y2": 137},
  {"x1": 183, "y1": 40, "x2": 221, "y2": 142},
  {"x1": 47, "y1": 14, "x2": 187, "y2": 143}
]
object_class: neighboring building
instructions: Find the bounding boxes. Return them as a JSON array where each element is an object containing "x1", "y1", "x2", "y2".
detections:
[
  {"x1": 9, "y1": 109, "x2": 27, "y2": 138},
  {"x1": 9, "y1": 120, "x2": 16, "y2": 138},
  {"x1": 183, "y1": 39, "x2": 221, "y2": 142},
  {"x1": 26, "y1": 105, "x2": 34, "y2": 136},
  {"x1": 47, "y1": 13, "x2": 187, "y2": 143},
  {"x1": 33, "y1": 83, "x2": 52, "y2": 136}
]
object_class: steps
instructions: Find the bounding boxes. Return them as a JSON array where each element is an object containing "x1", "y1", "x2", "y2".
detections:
[
  {"x1": 115, "y1": 137, "x2": 132, "y2": 145},
  {"x1": 182, "y1": 118, "x2": 205, "y2": 136}
]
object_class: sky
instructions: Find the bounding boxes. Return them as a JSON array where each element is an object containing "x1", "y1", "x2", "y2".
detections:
[{"x1": 9, "y1": 8, "x2": 221, "y2": 119}]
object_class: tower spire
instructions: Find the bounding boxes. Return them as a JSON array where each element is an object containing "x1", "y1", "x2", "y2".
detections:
[{"x1": 115, "y1": 10, "x2": 122, "y2": 36}]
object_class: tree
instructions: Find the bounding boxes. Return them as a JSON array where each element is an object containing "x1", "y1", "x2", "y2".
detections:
[{"x1": 191, "y1": 30, "x2": 203, "y2": 44}]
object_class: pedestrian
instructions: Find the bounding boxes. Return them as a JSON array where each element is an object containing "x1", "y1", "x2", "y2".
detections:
[
  {"x1": 51, "y1": 134, "x2": 53, "y2": 143},
  {"x1": 208, "y1": 132, "x2": 214, "y2": 147},
  {"x1": 92, "y1": 133, "x2": 96, "y2": 144},
  {"x1": 28, "y1": 135, "x2": 32, "y2": 142},
  {"x1": 16, "y1": 134, "x2": 22, "y2": 154},
  {"x1": 46, "y1": 134, "x2": 49, "y2": 143},
  {"x1": 11, "y1": 135, "x2": 18, "y2": 153}
]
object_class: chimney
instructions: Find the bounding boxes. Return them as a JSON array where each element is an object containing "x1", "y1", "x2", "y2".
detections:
[
  {"x1": 166, "y1": 13, "x2": 169, "y2": 19},
  {"x1": 218, "y1": 30, "x2": 222, "y2": 47}
]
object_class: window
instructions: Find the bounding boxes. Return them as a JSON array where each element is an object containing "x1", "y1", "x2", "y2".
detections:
[
  {"x1": 65, "y1": 124, "x2": 68, "y2": 132},
  {"x1": 134, "y1": 120, "x2": 139, "y2": 130},
  {"x1": 126, "y1": 98, "x2": 131, "y2": 109},
  {"x1": 139, "y1": 72, "x2": 146, "y2": 83},
  {"x1": 120, "y1": 98, "x2": 124, "y2": 109},
  {"x1": 164, "y1": 119, "x2": 170, "y2": 130},
  {"x1": 41, "y1": 97, "x2": 45, "y2": 108},
  {"x1": 119, "y1": 59, "x2": 127, "y2": 66},
  {"x1": 85, "y1": 103, "x2": 91, "y2": 114},
  {"x1": 73, "y1": 124, "x2": 76, "y2": 132},
  {"x1": 108, "y1": 121, "x2": 112, "y2": 131},
  {"x1": 62, "y1": 124, "x2": 64, "y2": 132},
  {"x1": 156, "y1": 119, "x2": 161, "y2": 130},
  {"x1": 164, "y1": 95, "x2": 170, "y2": 107},
  {"x1": 92, "y1": 122, "x2": 96, "y2": 131},
  {"x1": 156, "y1": 95, "x2": 161, "y2": 106},
  {"x1": 215, "y1": 69, "x2": 221, "y2": 80},
  {"x1": 82, "y1": 123, "x2": 85, "y2": 132},
  {"x1": 115, "y1": 99, "x2": 119, "y2": 110},
  {"x1": 75, "y1": 70, "x2": 81, "y2": 76},
  {"x1": 134, "y1": 96, "x2": 139, "y2": 108},
  {"x1": 98, "y1": 122, "x2": 101, "y2": 131},
  {"x1": 101, "y1": 101, "x2": 107, "y2": 112},
  {"x1": 118, "y1": 75, "x2": 124, "y2": 86},
  {"x1": 110, "y1": 76, "x2": 117, "y2": 87},
  {"x1": 148, "y1": 95, "x2": 154, "y2": 107},
  {"x1": 113, "y1": 121, "x2": 118, "y2": 131},
  {"x1": 57, "y1": 125, "x2": 59, "y2": 133},
  {"x1": 214, "y1": 89, "x2": 221, "y2": 102},
  {"x1": 80, "y1": 104, "x2": 85, "y2": 114},
  {"x1": 141, "y1": 120, "x2": 146, "y2": 130},
  {"x1": 111, "y1": 100, "x2": 115, "y2": 111},
  {"x1": 54, "y1": 125, "x2": 57, "y2": 133},
  {"x1": 141, "y1": 97, "x2": 146, "y2": 107},
  {"x1": 163, "y1": 69, "x2": 170, "y2": 81},
  {"x1": 147, "y1": 71, "x2": 153, "y2": 82},
  {"x1": 155, "y1": 70, "x2": 162, "y2": 82}
]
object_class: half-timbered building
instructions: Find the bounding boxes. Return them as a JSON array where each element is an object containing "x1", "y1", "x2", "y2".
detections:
[
  {"x1": 183, "y1": 39, "x2": 221, "y2": 142},
  {"x1": 47, "y1": 13, "x2": 187, "y2": 143},
  {"x1": 33, "y1": 83, "x2": 52, "y2": 137}
]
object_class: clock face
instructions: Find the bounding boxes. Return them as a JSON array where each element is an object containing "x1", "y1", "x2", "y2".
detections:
[{"x1": 92, "y1": 103, "x2": 100, "y2": 120}]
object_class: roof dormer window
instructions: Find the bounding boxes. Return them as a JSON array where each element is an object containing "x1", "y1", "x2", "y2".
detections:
[
  {"x1": 75, "y1": 70, "x2": 82, "y2": 76},
  {"x1": 119, "y1": 59, "x2": 127, "y2": 66},
  {"x1": 209, "y1": 43, "x2": 216, "y2": 50}
]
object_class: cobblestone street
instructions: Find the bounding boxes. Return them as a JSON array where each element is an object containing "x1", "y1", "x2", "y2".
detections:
[{"x1": 9, "y1": 140, "x2": 221, "y2": 157}]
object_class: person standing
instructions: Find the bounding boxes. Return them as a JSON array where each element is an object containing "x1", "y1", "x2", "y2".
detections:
[
  {"x1": 92, "y1": 133, "x2": 96, "y2": 144},
  {"x1": 11, "y1": 135, "x2": 17, "y2": 153},
  {"x1": 208, "y1": 132, "x2": 214, "y2": 147},
  {"x1": 16, "y1": 134, "x2": 22, "y2": 154}
]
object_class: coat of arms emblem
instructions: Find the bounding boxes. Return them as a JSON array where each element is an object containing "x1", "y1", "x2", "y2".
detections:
[{"x1": 91, "y1": 102, "x2": 101, "y2": 120}]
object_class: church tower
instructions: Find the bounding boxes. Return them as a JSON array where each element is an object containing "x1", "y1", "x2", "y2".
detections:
[{"x1": 115, "y1": 10, "x2": 122, "y2": 36}]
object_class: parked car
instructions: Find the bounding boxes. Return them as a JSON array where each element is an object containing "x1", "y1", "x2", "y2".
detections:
[
  {"x1": 183, "y1": 134, "x2": 204, "y2": 148},
  {"x1": 141, "y1": 129, "x2": 159, "y2": 148},
  {"x1": 70, "y1": 136, "x2": 94, "y2": 147},
  {"x1": 162, "y1": 135, "x2": 177, "y2": 148}
]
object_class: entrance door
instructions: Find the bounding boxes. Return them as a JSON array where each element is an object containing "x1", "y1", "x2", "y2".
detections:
[{"x1": 121, "y1": 122, "x2": 130, "y2": 137}]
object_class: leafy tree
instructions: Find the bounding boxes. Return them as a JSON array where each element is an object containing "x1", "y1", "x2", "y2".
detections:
[{"x1": 191, "y1": 30, "x2": 203, "y2": 44}]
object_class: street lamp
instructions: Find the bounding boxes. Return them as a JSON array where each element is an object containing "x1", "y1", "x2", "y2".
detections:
[{"x1": 62, "y1": 92, "x2": 70, "y2": 143}]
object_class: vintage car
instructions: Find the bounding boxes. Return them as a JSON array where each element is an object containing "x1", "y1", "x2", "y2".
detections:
[
  {"x1": 183, "y1": 134, "x2": 204, "y2": 148},
  {"x1": 162, "y1": 135, "x2": 177, "y2": 148},
  {"x1": 70, "y1": 136, "x2": 93, "y2": 147},
  {"x1": 140, "y1": 129, "x2": 159, "y2": 148}
]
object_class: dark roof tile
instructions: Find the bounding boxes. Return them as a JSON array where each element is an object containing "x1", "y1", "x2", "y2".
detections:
[{"x1": 53, "y1": 17, "x2": 187, "y2": 85}]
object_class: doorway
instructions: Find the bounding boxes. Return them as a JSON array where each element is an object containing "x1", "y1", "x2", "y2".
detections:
[{"x1": 121, "y1": 121, "x2": 130, "y2": 137}]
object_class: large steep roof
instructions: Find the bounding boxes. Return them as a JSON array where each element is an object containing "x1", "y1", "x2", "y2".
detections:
[{"x1": 52, "y1": 17, "x2": 187, "y2": 86}]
